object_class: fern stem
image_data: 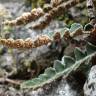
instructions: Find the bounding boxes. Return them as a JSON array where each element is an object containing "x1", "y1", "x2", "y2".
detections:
[{"x1": 31, "y1": 0, "x2": 85, "y2": 30}]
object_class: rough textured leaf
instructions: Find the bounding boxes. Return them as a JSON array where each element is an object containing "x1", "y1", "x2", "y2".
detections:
[
  {"x1": 21, "y1": 43, "x2": 96, "y2": 89},
  {"x1": 74, "y1": 47, "x2": 86, "y2": 61},
  {"x1": 86, "y1": 42, "x2": 96, "y2": 55},
  {"x1": 70, "y1": 23, "x2": 83, "y2": 32},
  {"x1": 64, "y1": 56, "x2": 75, "y2": 68},
  {"x1": 46, "y1": 32, "x2": 54, "y2": 39},
  {"x1": 38, "y1": 74, "x2": 50, "y2": 81},
  {"x1": 54, "y1": 60, "x2": 65, "y2": 72},
  {"x1": 44, "y1": 68, "x2": 56, "y2": 78},
  {"x1": 84, "y1": 23, "x2": 94, "y2": 31}
]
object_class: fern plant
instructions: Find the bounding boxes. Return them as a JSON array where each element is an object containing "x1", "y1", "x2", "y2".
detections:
[
  {"x1": 20, "y1": 42, "x2": 96, "y2": 89},
  {"x1": 0, "y1": 23, "x2": 84, "y2": 49},
  {"x1": 0, "y1": 0, "x2": 96, "y2": 92}
]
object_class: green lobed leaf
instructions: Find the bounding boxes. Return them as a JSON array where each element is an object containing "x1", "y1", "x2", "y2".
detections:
[
  {"x1": 54, "y1": 60, "x2": 65, "y2": 72},
  {"x1": 70, "y1": 23, "x2": 83, "y2": 32},
  {"x1": 21, "y1": 42, "x2": 96, "y2": 89},
  {"x1": 44, "y1": 68, "x2": 56, "y2": 78},
  {"x1": 84, "y1": 23, "x2": 94, "y2": 31},
  {"x1": 86, "y1": 42, "x2": 96, "y2": 55},
  {"x1": 38, "y1": 74, "x2": 50, "y2": 81},
  {"x1": 74, "y1": 47, "x2": 86, "y2": 61},
  {"x1": 64, "y1": 56, "x2": 75, "y2": 68}
]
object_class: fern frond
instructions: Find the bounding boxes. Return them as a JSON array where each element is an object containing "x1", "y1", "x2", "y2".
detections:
[
  {"x1": 0, "y1": 35, "x2": 51, "y2": 49},
  {"x1": 31, "y1": 0, "x2": 85, "y2": 30},
  {"x1": 3, "y1": 8, "x2": 44, "y2": 26},
  {"x1": 20, "y1": 42, "x2": 96, "y2": 89},
  {"x1": 0, "y1": 23, "x2": 87, "y2": 49}
]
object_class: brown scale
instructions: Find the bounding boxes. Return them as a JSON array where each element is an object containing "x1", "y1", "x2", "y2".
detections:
[
  {"x1": 39, "y1": 35, "x2": 51, "y2": 44},
  {"x1": 51, "y1": 0, "x2": 62, "y2": 7},
  {"x1": 0, "y1": 39, "x2": 7, "y2": 46},
  {"x1": 30, "y1": 8, "x2": 39, "y2": 19},
  {"x1": 16, "y1": 16, "x2": 26, "y2": 26},
  {"x1": 15, "y1": 12, "x2": 35, "y2": 25},
  {"x1": 5, "y1": 39, "x2": 14, "y2": 48},
  {"x1": 24, "y1": 38, "x2": 35, "y2": 48},
  {"x1": 63, "y1": 31, "x2": 70, "y2": 39},
  {"x1": 31, "y1": 8, "x2": 59, "y2": 30},
  {"x1": 34, "y1": 38, "x2": 40, "y2": 47},
  {"x1": 13, "y1": 39, "x2": 25, "y2": 48},
  {"x1": 53, "y1": 32, "x2": 61, "y2": 42},
  {"x1": 7, "y1": 20, "x2": 17, "y2": 26},
  {"x1": 22, "y1": 12, "x2": 32, "y2": 22},
  {"x1": 32, "y1": 0, "x2": 85, "y2": 30},
  {"x1": 0, "y1": 36, "x2": 51, "y2": 49},
  {"x1": 34, "y1": 35, "x2": 51, "y2": 47},
  {"x1": 35, "y1": 8, "x2": 44, "y2": 17},
  {"x1": 45, "y1": 14, "x2": 52, "y2": 23},
  {"x1": 32, "y1": 13, "x2": 51, "y2": 30}
]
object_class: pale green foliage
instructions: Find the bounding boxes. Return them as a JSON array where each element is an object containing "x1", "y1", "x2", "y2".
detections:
[{"x1": 21, "y1": 42, "x2": 96, "y2": 89}]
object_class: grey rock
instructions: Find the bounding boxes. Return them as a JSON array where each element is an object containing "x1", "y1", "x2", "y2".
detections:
[{"x1": 84, "y1": 65, "x2": 96, "y2": 96}]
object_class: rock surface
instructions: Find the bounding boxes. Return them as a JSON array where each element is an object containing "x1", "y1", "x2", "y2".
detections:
[
  {"x1": 84, "y1": 65, "x2": 96, "y2": 96},
  {"x1": 0, "y1": 0, "x2": 95, "y2": 96}
]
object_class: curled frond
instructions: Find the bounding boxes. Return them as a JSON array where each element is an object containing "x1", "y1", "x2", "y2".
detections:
[
  {"x1": 0, "y1": 35, "x2": 51, "y2": 49},
  {"x1": 31, "y1": 0, "x2": 85, "y2": 30},
  {"x1": 0, "y1": 23, "x2": 90, "y2": 49},
  {"x1": 3, "y1": 8, "x2": 44, "y2": 26}
]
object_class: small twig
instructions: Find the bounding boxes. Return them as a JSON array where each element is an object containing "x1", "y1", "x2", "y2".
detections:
[{"x1": 0, "y1": 77, "x2": 21, "y2": 85}]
